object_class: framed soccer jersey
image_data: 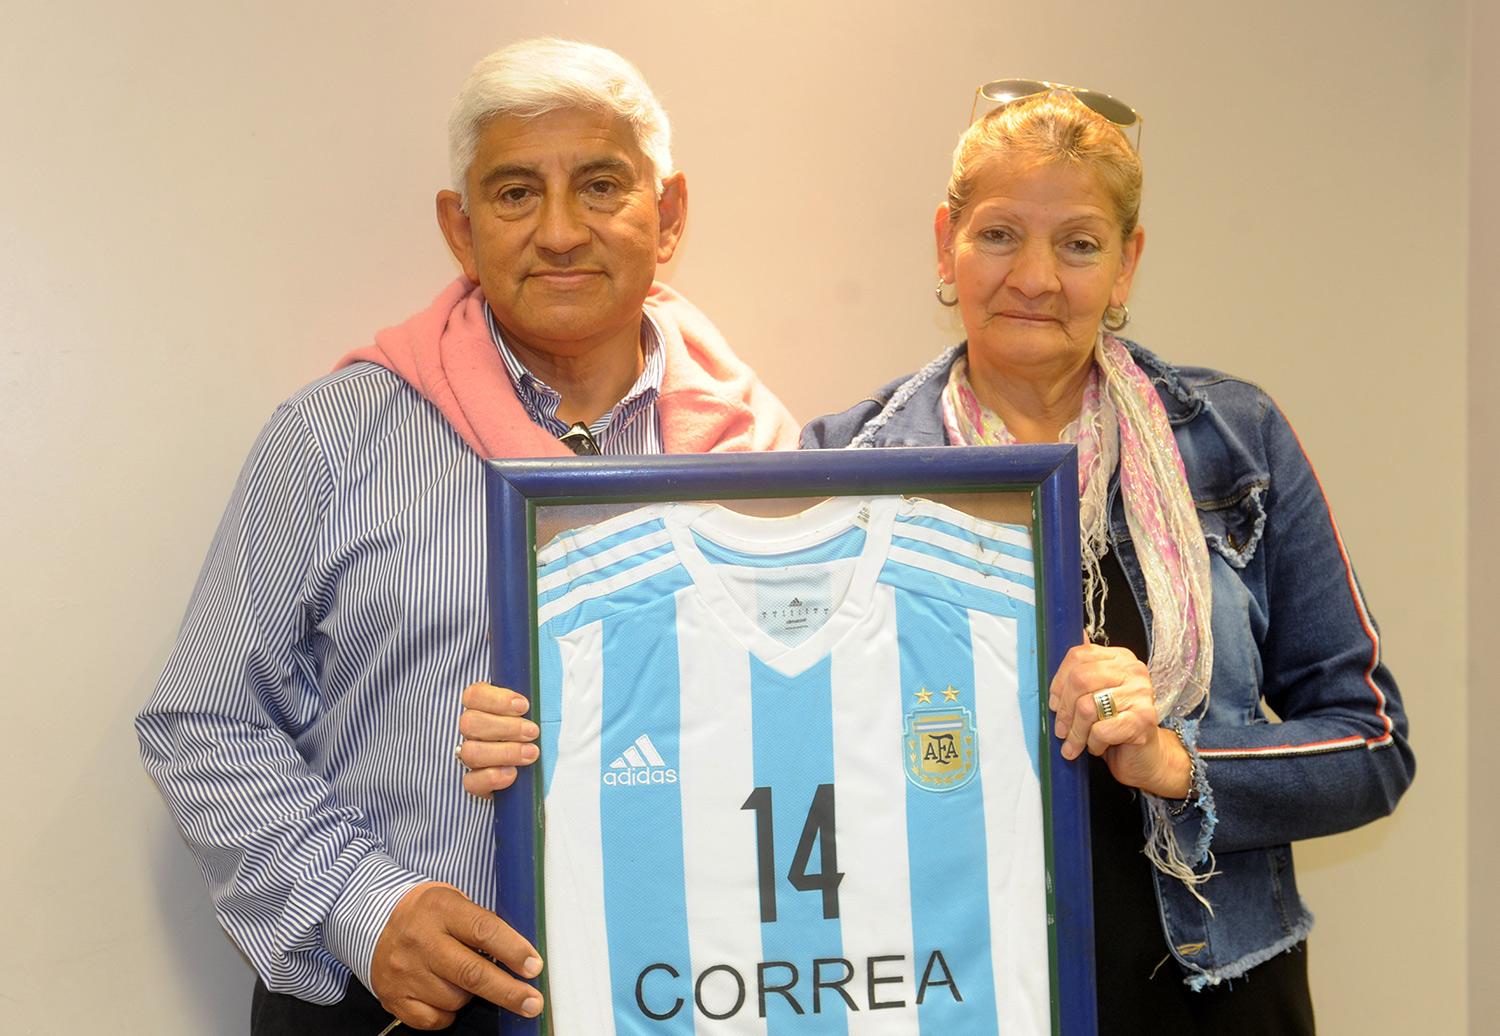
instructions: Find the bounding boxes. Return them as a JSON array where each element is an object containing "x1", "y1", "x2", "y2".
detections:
[{"x1": 485, "y1": 447, "x2": 1092, "y2": 1036}]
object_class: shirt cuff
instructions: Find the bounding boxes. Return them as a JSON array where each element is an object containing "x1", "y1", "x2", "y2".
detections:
[{"x1": 322, "y1": 852, "x2": 431, "y2": 993}]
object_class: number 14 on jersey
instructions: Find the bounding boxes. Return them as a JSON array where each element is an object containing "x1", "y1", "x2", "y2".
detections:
[{"x1": 742, "y1": 783, "x2": 843, "y2": 923}]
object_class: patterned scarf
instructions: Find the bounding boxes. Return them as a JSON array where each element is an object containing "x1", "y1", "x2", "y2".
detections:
[{"x1": 941, "y1": 333, "x2": 1215, "y2": 888}]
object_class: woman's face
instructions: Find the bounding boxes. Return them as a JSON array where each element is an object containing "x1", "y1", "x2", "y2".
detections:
[{"x1": 937, "y1": 155, "x2": 1143, "y2": 384}]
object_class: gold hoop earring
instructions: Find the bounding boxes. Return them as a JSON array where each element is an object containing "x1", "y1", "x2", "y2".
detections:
[
  {"x1": 1102, "y1": 304, "x2": 1130, "y2": 332},
  {"x1": 935, "y1": 280, "x2": 959, "y2": 307}
]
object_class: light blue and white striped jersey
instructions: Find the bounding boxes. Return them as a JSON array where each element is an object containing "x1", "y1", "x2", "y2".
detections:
[{"x1": 533, "y1": 496, "x2": 1048, "y2": 1035}]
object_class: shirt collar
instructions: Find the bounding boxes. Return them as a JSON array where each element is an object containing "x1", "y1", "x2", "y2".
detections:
[{"x1": 483, "y1": 303, "x2": 665, "y2": 435}]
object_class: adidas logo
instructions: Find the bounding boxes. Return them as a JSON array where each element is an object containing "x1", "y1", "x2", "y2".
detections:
[
  {"x1": 789, "y1": 597, "x2": 803, "y2": 609},
  {"x1": 603, "y1": 734, "x2": 679, "y2": 787}
]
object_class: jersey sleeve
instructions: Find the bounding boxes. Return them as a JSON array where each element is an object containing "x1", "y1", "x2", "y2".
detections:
[
  {"x1": 135, "y1": 403, "x2": 428, "y2": 1002},
  {"x1": 885, "y1": 499, "x2": 1037, "y2": 618}
]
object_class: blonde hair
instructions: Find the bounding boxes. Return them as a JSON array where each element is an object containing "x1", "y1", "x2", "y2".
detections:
[{"x1": 946, "y1": 91, "x2": 1142, "y2": 238}]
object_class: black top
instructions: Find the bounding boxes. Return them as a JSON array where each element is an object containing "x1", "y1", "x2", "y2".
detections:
[{"x1": 1088, "y1": 549, "x2": 1315, "y2": 1034}]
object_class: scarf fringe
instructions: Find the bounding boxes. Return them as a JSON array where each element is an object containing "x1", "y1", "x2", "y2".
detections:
[
  {"x1": 1144, "y1": 799, "x2": 1218, "y2": 909},
  {"x1": 940, "y1": 335, "x2": 1217, "y2": 890}
]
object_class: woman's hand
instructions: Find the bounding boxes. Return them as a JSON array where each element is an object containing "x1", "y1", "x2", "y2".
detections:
[
  {"x1": 1048, "y1": 644, "x2": 1192, "y2": 799},
  {"x1": 455, "y1": 683, "x2": 540, "y2": 797}
]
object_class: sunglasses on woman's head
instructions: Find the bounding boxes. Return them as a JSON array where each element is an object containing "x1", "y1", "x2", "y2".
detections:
[{"x1": 970, "y1": 79, "x2": 1143, "y2": 151}]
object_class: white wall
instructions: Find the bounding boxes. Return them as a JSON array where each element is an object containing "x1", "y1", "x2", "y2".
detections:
[
  {"x1": 1470, "y1": 0, "x2": 1497, "y2": 1027},
  {"x1": 0, "y1": 1, "x2": 1469, "y2": 1031}
]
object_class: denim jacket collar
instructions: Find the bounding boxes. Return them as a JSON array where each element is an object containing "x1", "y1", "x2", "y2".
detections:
[{"x1": 852, "y1": 338, "x2": 1203, "y2": 447}]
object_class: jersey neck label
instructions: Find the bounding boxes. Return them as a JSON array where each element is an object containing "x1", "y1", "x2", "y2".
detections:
[{"x1": 752, "y1": 570, "x2": 835, "y2": 646}]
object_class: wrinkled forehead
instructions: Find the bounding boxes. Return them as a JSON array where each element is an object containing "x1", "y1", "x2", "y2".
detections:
[
  {"x1": 471, "y1": 106, "x2": 651, "y2": 179},
  {"x1": 962, "y1": 152, "x2": 1119, "y2": 216}
]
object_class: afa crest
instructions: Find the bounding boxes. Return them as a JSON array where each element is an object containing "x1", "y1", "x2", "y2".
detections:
[{"x1": 904, "y1": 686, "x2": 978, "y2": 792}]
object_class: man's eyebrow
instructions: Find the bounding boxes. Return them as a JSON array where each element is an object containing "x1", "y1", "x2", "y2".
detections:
[
  {"x1": 477, "y1": 163, "x2": 543, "y2": 190},
  {"x1": 573, "y1": 157, "x2": 637, "y2": 179},
  {"x1": 476, "y1": 156, "x2": 639, "y2": 193}
]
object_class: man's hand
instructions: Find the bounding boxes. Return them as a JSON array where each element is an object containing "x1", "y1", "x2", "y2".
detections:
[
  {"x1": 371, "y1": 883, "x2": 544, "y2": 1029},
  {"x1": 455, "y1": 683, "x2": 540, "y2": 797}
]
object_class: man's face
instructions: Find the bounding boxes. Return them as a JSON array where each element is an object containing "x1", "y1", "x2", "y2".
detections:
[{"x1": 437, "y1": 107, "x2": 686, "y2": 360}]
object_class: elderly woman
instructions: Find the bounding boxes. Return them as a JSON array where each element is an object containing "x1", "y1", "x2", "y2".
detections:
[{"x1": 799, "y1": 85, "x2": 1414, "y2": 1031}]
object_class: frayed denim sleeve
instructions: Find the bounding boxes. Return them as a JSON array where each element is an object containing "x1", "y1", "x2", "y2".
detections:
[{"x1": 1160, "y1": 717, "x2": 1218, "y2": 868}]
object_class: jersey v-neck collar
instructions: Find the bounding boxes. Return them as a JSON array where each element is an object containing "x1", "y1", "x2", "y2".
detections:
[{"x1": 664, "y1": 496, "x2": 898, "y2": 678}]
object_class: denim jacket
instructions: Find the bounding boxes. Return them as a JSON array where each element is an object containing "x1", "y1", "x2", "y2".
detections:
[{"x1": 800, "y1": 341, "x2": 1415, "y2": 988}]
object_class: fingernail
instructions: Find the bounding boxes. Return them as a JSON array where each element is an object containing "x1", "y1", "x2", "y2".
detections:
[
  {"x1": 523, "y1": 955, "x2": 543, "y2": 976},
  {"x1": 522, "y1": 722, "x2": 540, "y2": 739},
  {"x1": 521, "y1": 996, "x2": 542, "y2": 1016},
  {"x1": 521, "y1": 745, "x2": 539, "y2": 763},
  {"x1": 511, "y1": 697, "x2": 531, "y2": 714}
]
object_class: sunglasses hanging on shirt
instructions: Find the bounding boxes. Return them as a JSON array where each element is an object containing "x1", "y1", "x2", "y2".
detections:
[{"x1": 559, "y1": 422, "x2": 602, "y2": 456}]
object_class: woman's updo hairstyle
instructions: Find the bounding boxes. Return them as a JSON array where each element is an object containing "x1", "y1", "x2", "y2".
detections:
[{"x1": 946, "y1": 91, "x2": 1142, "y2": 239}]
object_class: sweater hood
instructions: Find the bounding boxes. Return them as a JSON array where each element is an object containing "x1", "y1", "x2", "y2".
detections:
[{"x1": 336, "y1": 277, "x2": 798, "y2": 458}]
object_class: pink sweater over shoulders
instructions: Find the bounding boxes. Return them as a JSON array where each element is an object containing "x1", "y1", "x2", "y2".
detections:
[{"x1": 337, "y1": 278, "x2": 799, "y2": 458}]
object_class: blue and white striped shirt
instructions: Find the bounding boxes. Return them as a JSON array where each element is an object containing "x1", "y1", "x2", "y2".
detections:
[
  {"x1": 136, "y1": 348, "x2": 663, "y2": 1003},
  {"x1": 485, "y1": 304, "x2": 665, "y2": 455}
]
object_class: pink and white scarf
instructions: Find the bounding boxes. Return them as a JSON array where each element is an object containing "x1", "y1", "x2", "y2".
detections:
[{"x1": 942, "y1": 334, "x2": 1215, "y2": 887}]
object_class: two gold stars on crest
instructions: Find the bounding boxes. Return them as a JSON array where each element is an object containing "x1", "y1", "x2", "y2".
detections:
[{"x1": 914, "y1": 685, "x2": 961, "y2": 704}]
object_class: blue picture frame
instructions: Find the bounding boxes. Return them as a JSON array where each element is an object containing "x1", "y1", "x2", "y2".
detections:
[{"x1": 485, "y1": 445, "x2": 1093, "y2": 1035}]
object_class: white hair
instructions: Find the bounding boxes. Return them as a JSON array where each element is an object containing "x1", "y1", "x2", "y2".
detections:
[{"x1": 448, "y1": 38, "x2": 674, "y2": 207}]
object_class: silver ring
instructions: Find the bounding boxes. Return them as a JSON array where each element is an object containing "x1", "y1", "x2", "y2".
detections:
[
  {"x1": 1093, "y1": 689, "x2": 1117, "y2": 721},
  {"x1": 453, "y1": 740, "x2": 466, "y2": 766}
]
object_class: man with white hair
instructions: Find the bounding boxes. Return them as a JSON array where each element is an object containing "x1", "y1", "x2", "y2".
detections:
[{"x1": 138, "y1": 38, "x2": 797, "y2": 1033}]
